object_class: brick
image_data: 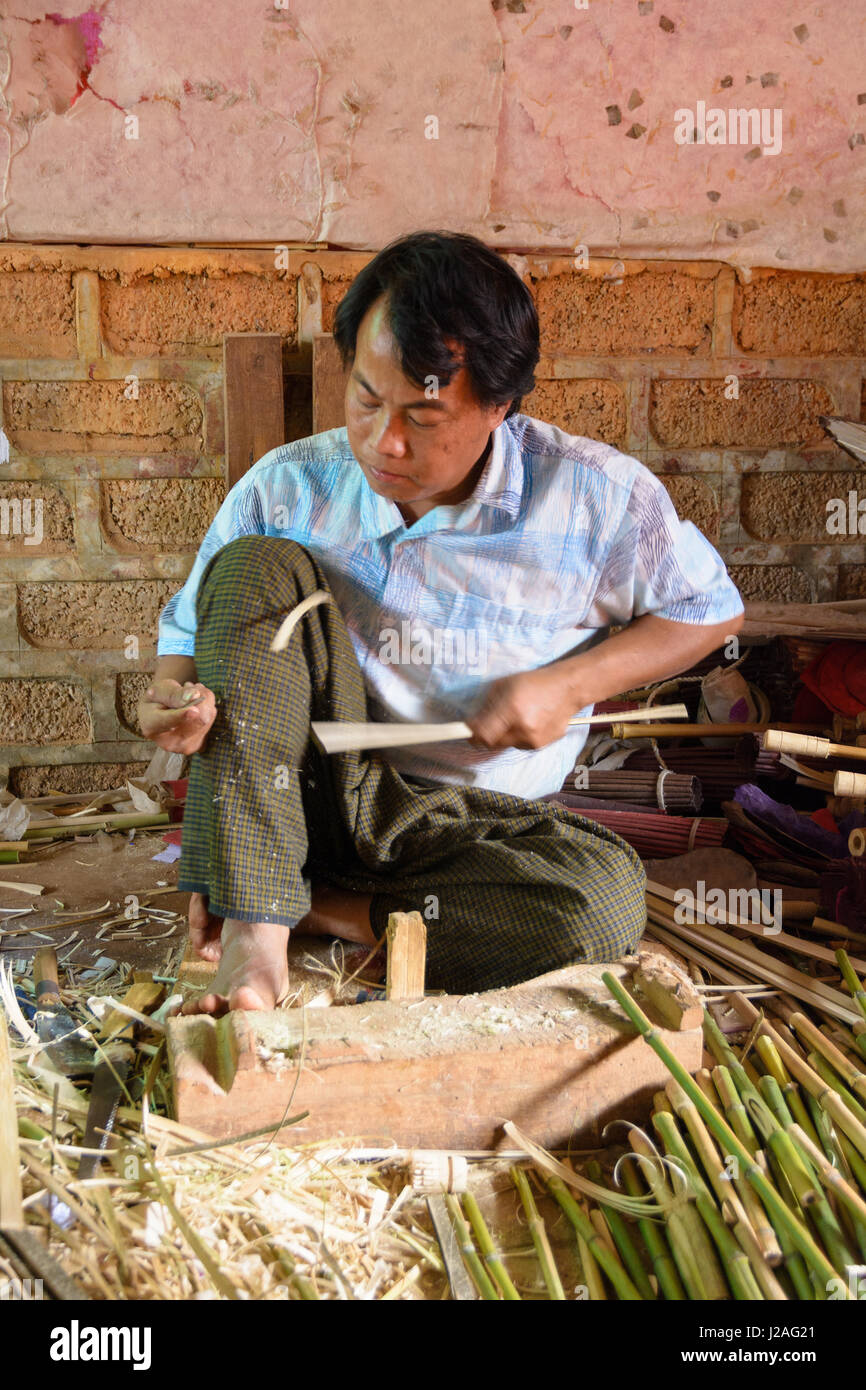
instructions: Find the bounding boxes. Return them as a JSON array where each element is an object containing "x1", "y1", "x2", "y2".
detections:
[
  {"x1": 9, "y1": 761, "x2": 148, "y2": 797},
  {"x1": 727, "y1": 565, "x2": 813, "y2": 603},
  {"x1": 524, "y1": 379, "x2": 626, "y2": 446},
  {"x1": 533, "y1": 268, "x2": 715, "y2": 355},
  {"x1": 17, "y1": 579, "x2": 177, "y2": 649},
  {"x1": 320, "y1": 273, "x2": 353, "y2": 333},
  {"x1": 838, "y1": 566, "x2": 866, "y2": 599},
  {"x1": 0, "y1": 482, "x2": 74, "y2": 554},
  {"x1": 101, "y1": 273, "x2": 298, "y2": 356},
  {"x1": 659, "y1": 475, "x2": 720, "y2": 542},
  {"x1": 3, "y1": 381, "x2": 203, "y2": 455},
  {"x1": 0, "y1": 271, "x2": 76, "y2": 358},
  {"x1": 734, "y1": 272, "x2": 866, "y2": 355},
  {"x1": 116, "y1": 671, "x2": 154, "y2": 736},
  {"x1": 101, "y1": 478, "x2": 225, "y2": 551},
  {"x1": 649, "y1": 379, "x2": 833, "y2": 448},
  {"x1": 3, "y1": 678, "x2": 91, "y2": 745},
  {"x1": 741, "y1": 471, "x2": 866, "y2": 543}
]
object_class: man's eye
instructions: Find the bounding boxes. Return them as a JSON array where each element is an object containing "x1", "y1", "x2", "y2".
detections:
[
  {"x1": 359, "y1": 397, "x2": 378, "y2": 410},
  {"x1": 408, "y1": 415, "x2": 436, "y2": 428}
]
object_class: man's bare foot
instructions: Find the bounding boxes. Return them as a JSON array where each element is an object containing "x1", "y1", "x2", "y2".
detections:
[
  {"x1": 297, "y1": 883, "x2": 376, "y2": 947},
  {"x1": 181, "y1": 918, "x2": 290, "y2": 1016}
]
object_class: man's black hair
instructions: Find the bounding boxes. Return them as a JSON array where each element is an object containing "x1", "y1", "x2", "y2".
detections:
[{"x1": 333, "y1": 231, "x2": 539, "y2": 418}]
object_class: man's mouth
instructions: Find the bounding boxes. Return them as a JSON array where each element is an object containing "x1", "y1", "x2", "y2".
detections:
[{"x1": 369, "y1": 464, "x2": 409, "y2": 483}]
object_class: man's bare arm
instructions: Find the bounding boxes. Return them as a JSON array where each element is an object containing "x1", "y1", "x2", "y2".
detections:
[
  {"x1": 137, "y1": 653, "x2": 218, "y2": 753},
  {"x1": 468, "y1": 611, "x2": 745, "y2": 750}
]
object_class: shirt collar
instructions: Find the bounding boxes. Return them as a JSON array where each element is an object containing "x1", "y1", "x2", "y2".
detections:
[{"x1": 357, "y1": 418, "x2": 524, "y2": 538}]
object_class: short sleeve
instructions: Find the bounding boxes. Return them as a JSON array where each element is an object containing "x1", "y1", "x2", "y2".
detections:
[{"x1": 595, "y1": 465, "x2": 744, "y2": 626}]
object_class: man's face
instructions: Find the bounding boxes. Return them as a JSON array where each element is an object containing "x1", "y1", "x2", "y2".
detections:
[{"x1": 344, "y1": 296, "x2": 509, "y2": 520}]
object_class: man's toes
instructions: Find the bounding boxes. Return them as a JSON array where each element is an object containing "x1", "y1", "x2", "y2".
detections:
[
  {"x1": 181, "y1": 992, "x2": 229, "y2": 1017},
  {"x1": 230, "y1": 984, "x2": 272, "y2": 1012}
]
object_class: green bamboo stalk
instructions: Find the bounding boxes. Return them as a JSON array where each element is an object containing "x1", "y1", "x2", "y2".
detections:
[
  {"x1": 713, "y1": 1064, "x2": 761, "y2": 1154},
  {"x1": 585, "y1": 1159, "x2": 655, "y2": 1300},
  {"x1": 461, "y1": 1191, "x2": 520, "y2": 1300},
  {"x1": 755, "y1": 1036, "x2": 822, "y2": 1150},
  {"x1": 24, "y1": 811, "x2": 169, "y2": 840},
  {"x1": 0, "y1": 850, "x2": 21, "y2": 863},
  {"x1": 577, "y1": 1215, "x2": 607, "y2": 1301},
  {"x1": 759, "y1": 1074, "x2": 795, "y2": 1130},
  {"x1": 545, "y1": 1176, "x2": 643, "y2": 1300},
  {"x1": 620, "y1": 1162, "x2": 685, "y2": 1301},
  {"x1": 665, "y1": 1077, "x2": 783, "y2": 1267},
  {"x1": 443, "y1": 1194, "x2": 500, "y2": 1300},
  {"x1": 511, "y1": 1167, "x2": 565, "y2": 1300},
  {"x1": 790, "y1": 1012, "x2": 866, "y2": 1104},
  {"x1": 836, "y1": 948, "x2": 866, "y2": 1024},
  {"x1": 628, "y1": 1128, "x2": 716, "y2": 1300},
  {"x1": 808, "y1": 1051, "x2": 866, "y2": 1126},
  {"x1": 652, "y1": 1111, "x2": 763, "y2": 1301},
  {"x1": 805, "y1": 1092, "x2": 851, "y2": 1174},
  {"x1": 766, "y1": 1130, "x2": 857, "y2": 1275},
  {"x1": 695, "y1": 1067, "x2": 722, "y2": 1107},
  {"x1": 602, "y1": 973, "x2": 853, "y2": 1298}
]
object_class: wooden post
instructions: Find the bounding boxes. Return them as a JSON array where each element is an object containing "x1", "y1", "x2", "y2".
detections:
[
  {"x1": 223, "y1": 333, "x2": 286, "y2": 488},
  {"x1": 312, "y1": 333, "x2": 349, "y2": 433},
  {"x1": 385, "y1": 911, "x2": 427, "y2": 1002}
]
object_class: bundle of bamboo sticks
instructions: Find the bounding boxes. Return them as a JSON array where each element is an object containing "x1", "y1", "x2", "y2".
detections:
[
  {"x1": 547, "y1": 800, "x2": 728, "y2": 856},
  {"x1": 565, "y1": 771, "x2": 703, "y2": 812}
]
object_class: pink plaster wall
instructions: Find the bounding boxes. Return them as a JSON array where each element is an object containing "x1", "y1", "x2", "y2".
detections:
[{"x1": 1, "y1": 0, "x2": 864, "y2": 268}]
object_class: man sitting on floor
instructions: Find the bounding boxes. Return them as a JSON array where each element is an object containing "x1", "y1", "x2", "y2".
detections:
[{"x1": 138, "y1": 231, "x2": 744, "y2": 1015}]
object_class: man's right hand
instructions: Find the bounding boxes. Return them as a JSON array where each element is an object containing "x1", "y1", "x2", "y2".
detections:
[{"x1": 137, "y1": 679, "x2": 218, "y2": 754}]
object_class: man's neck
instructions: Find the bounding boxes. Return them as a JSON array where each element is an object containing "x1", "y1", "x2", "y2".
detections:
[{"x1": 397, "y1": 435, "x2": 493, "y2": 527}]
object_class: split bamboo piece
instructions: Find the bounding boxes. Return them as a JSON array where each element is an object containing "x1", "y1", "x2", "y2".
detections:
[
  {"x1": 764, "y1": 729, "x2": 866, "y2": 763},
  {"x1": 311, "y1": 703, "x2": 689, "y2": 754}
]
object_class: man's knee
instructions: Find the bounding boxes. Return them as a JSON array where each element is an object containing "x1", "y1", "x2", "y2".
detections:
[{"x1": 583, "y1": 842, "x2": 646, "y2": 961}]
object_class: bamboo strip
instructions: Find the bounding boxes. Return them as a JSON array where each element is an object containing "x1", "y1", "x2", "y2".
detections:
[{"x1": 312, "y1": 703, "x2": 690, "y2": 754}]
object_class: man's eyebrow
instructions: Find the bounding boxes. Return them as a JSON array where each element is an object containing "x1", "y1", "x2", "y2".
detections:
[{"x1": 353, "y1": 370, "x2": 448, "y2": 411}]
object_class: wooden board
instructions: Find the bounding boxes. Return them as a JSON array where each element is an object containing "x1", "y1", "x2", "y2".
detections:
[
  {"x1": 223, "y1": 333, "x2": 286, "y2": 487},
  {"x1": 166, "y1": 960, "x2": 702, "y2": 1151},
  {"x1": 312, "y1": 332, "x2": 349, "y2": 433}
]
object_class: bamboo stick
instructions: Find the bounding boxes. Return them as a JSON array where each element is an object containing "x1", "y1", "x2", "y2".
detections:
[
  {"x1": 544, "y1": 1177, "x2": 643, "y2": 1300},
  {"x1": 24, "y1": 812, "x2": 169, "y2": 839},
  {"x1": 511, "y1": 1167, "x2": 565, "y2": 1300},
  {"x1": 789, "y1": 1012, "x2": 866, "y2": 1103},
  {"x1": 651, "y1": 1110, "x2": 764, "y2": 1301},
  {"x1": 461, "y1": 1192, "x2": 520, "y2": 1300},
  {"x1": 443, "y1": 1194, "x2": 499, "y2": 1300},
  {"x1": 836, "y1": 949, "x2": 866, "y2": 1024},
  {"x1": 312, "y1": 703, "x2": 690, "y2": 753},
  {"x1": 618, "y1": 1161, "x2": 685, "y2": 1300},
  {"x1": 764, "y1": 729, "x2": 866, "y2": 763},
  {"x1": 628, "y1": 1128, "x2": 720, "y2": 1300},
  {"x1": 610, "y1": 721, "x2": 824, "y2": 740},
  {"x1": 585, "y1": 1160, "x2": 655, "y2": 1300},
  {"x1": 835, "y1": 770, "x2": 866, "y2": 796},
  {"x1": 602, "y1": 973, "x2": 853, "y2": 1296}
]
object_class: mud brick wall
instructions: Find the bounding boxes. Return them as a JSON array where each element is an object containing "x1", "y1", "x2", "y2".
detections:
[{"x1": 0, "y1": 246, "x2": 864, "y2": 787}]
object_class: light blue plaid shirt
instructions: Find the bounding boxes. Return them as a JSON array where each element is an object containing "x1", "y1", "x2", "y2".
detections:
[{"x1": 158, "y1": 414, "x2": 744, "y2": 798}]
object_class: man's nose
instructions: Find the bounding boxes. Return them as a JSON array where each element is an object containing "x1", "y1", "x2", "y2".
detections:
[{"x1": 371, "y1": 411, "x2": 408, "y2": 457}]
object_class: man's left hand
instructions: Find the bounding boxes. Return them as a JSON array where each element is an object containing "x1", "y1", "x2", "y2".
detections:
[{"x1": 466, "y1": 667, "x2": 583, "y2": 750}]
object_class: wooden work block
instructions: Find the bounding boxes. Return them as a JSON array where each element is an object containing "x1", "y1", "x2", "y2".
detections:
[{"x1": 166, "y1": 961, "x2": 702, "y2": 1150}]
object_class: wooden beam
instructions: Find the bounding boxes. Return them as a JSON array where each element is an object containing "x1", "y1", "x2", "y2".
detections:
[
  {"x1": 312, "y1": 333, "x2": 349, "y2": 433},
  {"x1": 223, "y1": 333, "x2": 286, "y2": 488}
]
